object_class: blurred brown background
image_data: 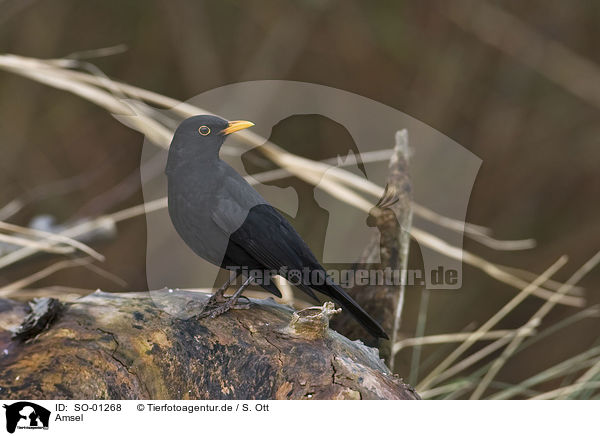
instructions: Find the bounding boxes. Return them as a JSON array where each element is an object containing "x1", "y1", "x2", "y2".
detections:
[{"x1": 0, "y1": 0, "x2": 598, "y2": 386}]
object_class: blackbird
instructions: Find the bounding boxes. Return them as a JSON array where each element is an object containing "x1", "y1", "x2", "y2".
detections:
[{"x1": 166, "y1": 115, "x2": 388, "y2": 339}]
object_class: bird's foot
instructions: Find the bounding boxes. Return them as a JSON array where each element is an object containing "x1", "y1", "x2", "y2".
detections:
[
  {"x1": 195, "y1": 276, "x2": 254, "y2": 318},
  {"x1": 229, "y1": 295, "x2": 251, "y2": 310},
  {"x1": 186, "y1": 285, "x2": 226, "y2": 309},
  {"x1": 197, "y1": 295, "x2": 251, "y2": 318}
]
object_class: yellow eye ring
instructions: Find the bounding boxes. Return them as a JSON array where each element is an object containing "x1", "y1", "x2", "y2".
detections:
[{"x1": 198, "y1": 126, "x2": 211, "y2": 136}]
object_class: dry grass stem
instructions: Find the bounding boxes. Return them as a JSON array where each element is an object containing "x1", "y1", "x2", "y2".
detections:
[
  {"x1": 393, "y1": 329, "x2": 532, "y2": 354},
  {"x1": 417, "y1": 256, "x2": 568, "y2": 391},
  {"x1": 0, "y1": 220, "x2": 104, "y2": 261}
]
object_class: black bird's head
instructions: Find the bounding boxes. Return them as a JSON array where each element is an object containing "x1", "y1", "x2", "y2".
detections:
[{"x1": 166, "y1": 115, "x2": 254, "y2": 173}]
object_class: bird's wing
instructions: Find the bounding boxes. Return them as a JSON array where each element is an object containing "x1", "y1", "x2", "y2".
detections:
[
  {"x1": 211, "y1": 202, "x2": 321, "y2": 301},
  {"x1": 211, "y1": 195, "x2": 388, "y2": 338},
  {"x1": 211, "y1": 202, "x2": 316, "y2": 271}
]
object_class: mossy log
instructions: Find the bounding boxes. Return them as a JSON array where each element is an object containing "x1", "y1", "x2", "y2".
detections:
[{"x1": 0, "y1": 290, "x2": 419, "y2": 400}]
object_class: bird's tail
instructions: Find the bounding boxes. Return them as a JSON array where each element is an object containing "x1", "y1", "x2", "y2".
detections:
[{"x1": 309, "y1": 275, "x2": 389, "y2": 339}]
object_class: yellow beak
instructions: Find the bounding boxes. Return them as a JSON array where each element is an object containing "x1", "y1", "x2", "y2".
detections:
[{"x1": 221, "y1": 120, "x2": 255, "y2": 135}]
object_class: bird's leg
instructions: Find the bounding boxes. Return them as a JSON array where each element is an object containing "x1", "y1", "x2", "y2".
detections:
[
  {"x1": 187, "y1": 273, "x2": 236, "y2": 313},
  {"x1": 223, "y1": 276, "x2": 253, "y2": 310},
  {"x1": 199, "y1": 276, "x2": 254, "y2": 319},
  {"x1": 208, "y1": 273, "x2": 237, "y2": 304}
]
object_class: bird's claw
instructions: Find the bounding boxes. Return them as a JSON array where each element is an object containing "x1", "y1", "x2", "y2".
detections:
[
  {"x1": 196, "y1": 295, "x2": 251, "y2": 319},
  {"x1": 229, "y1": 295, "x2": 251, "y2": 310}
]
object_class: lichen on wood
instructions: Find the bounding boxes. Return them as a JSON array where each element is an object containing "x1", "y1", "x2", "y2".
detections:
[{"x1": 0, "y1": 290, "x2": 419, "y2": 400}]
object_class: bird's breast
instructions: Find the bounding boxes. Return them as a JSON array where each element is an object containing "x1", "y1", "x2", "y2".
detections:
[{"x1": 167, "y1": 181, "x2": 230, "y2": 267}]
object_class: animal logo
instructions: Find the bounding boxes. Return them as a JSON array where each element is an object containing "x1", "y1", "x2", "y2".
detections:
[{"x1": 3, "y1": 402, "x2": 50, "y2": 433}]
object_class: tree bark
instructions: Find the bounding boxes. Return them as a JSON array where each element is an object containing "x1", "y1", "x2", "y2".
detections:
[
  {"x1": 0, "y1": 290, "x2": 419, "y2": 400},
  {"x1": 331, "y1": 130, "x2": 413, "y2": 366}
]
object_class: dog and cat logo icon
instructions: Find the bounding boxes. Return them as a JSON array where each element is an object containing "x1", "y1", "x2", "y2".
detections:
[{"x1": 2, "y1": 402, "x2": 50, "y2": 433}]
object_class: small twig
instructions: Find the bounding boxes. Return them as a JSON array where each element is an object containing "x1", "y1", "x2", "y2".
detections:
[
  {"x1": 432, "y1": 331, "x2": 536, "y2": 389},
  {"x1": 419, "y1": 380, "x2": 474, "y2": 400},
  {"x1": 0, "y1": 257, "x2": 94, "y2": 296},
  {"x1": 80, "y1": 263, "x2": 128, "y2": 288},
  {"x1": 490, "y1": 345, "x2": 600, "y2": 399},
  {"x1": 389, "y1": 130, "x2": 412, "y2": 369},
  {"x1": 394, "y1": 329, "x2": 532, "y2": 354},
  {"x1": 63, "y1": 44, "x2": 128, "y2": 60},
  {"x1": 558, "y1": 359, "x2": 600, "y2": 399},
  {"x1": 529, "y1": 381, "x2": 600, "y2": 400},
  {"x1": 409, "y1": 289, "x2": 430, "y2": 386},
  {"x1": 0, "y1": 220, "x2": 104, "y2": 261},
  {"x1": 0, "y1": 256, "x2": 128, "y2": 297},
  {"x1": 0, "y1": 232, "x2": 74, "y2": 254},
  {"x1": 500, "y1": 265, "x2": 584, "y2": 295}
]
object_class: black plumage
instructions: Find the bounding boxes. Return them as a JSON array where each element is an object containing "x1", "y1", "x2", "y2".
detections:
[{"x1": 166, "y1": 115, "x2": 388, "y2": 339}]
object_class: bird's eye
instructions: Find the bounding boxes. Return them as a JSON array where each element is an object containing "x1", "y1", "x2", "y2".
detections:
[{"x1": 198, "y1": 126, "x2": 211, "y2": 136}]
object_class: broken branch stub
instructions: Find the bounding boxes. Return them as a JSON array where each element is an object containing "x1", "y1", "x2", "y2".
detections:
[
  {"x1": 331, "y1": 130, "x2": 413, "y2": 365},
  {"x1": 286, "y1": 302, "x2": 342, "y2": 340}
]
